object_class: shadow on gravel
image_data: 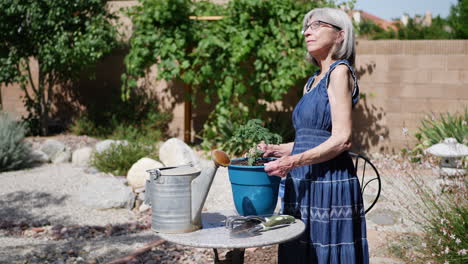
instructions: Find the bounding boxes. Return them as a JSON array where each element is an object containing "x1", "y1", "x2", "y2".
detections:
[
  {"x1": 0, "y1": 191, "x2": 70, "y2": 227},
  {"x1": 0, "y1": 232, "x2": 160, "y2": 263}
]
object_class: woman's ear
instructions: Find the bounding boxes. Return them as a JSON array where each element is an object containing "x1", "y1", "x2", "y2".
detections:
[{"x1": 335, "y1": 30, "x2": 345, "y2": 43}]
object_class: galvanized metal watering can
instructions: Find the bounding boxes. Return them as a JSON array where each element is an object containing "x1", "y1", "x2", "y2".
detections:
[{"x1": 145, "y1": 150, "x2": 230, "y2": 233}]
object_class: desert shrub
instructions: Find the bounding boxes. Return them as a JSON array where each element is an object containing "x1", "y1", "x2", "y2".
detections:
[
  {"x1": 393, "y1": 177, "x2": 468, "y2": 263},
  {"x1": 90, "y1": 143, "x2": 158, "y2": 176},
  {"x1": 402, "y1": 109, "x2": 468, "y2": 163},
  {"x1": 0, "y1": 113, "x2": 34, "y2": 172},
  {"x1": 418, "y1": 188, "x2": 468, "y2": 263}
]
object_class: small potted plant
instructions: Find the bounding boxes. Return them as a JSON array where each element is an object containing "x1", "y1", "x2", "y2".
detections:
[{"x1": 225, "y1": 119, "x2": 283, "y2": 216}]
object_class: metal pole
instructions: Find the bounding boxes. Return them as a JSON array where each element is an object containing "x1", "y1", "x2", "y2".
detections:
[{"x1": 184, "y1": 84, "x2": 192, "y2": 143}]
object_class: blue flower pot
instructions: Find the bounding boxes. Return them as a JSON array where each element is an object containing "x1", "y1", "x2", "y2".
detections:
[{"x1": 228, "y1": 158, "x2": 281, "y2": 216}]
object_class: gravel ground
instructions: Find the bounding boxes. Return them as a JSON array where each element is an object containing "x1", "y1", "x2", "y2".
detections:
[
  {"x1": 0, "y1": 135, "x2": 439, "y2": 263},
  {"x1": 0, "y1": 155, "x2": 255, "y2": 263}
]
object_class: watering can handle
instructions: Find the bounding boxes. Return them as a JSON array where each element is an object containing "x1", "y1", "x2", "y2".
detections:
[
  {"x1": 144, "y1": 179, "x2": 152, "y2": 206},
  {"x1": 144, "y1": 168, "x2": 162, "y2": 206}
]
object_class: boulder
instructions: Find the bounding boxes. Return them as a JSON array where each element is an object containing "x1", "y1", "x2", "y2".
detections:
[
  {"x1": 127, "y1": 158, "x2": 164, "y2": 189},
  {"x1": 79, "y1": 173, "x2": 135, "y2": 210},
  {"x1": 40, "y1": 139, "x2": 68, "y2": 162},
  {"x1": 159, "y1": 138, "x2": 201, "y2": 168},
  {"x1": 52, "y1": 149, "x2": 72, "y2": 163},
  {"x1": 30, "y1": 150, "x2": 50, "y2": 163},
  {"x1": 95, "y1": 139, "x2": 128, "y2": 154},
  {"x1": 72, "y1": 147, "x2": 93, "y2": 167}
]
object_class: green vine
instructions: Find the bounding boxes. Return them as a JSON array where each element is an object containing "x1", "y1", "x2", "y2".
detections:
[{"x1": 123, "y1": 0, "x2": 341, "y2": 148}]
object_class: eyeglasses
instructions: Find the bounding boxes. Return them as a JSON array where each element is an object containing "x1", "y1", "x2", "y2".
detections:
[{"x1": 301, "y1": 20, "x2": 342, "y2": 34}]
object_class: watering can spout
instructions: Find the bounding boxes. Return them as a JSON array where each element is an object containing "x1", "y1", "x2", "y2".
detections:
[{"x1": 191, "y1": 150, "x2": 231, "y2": 228}]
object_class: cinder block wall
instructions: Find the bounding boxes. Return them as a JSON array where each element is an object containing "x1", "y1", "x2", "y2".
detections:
[{"x1": 353, "y1": 40, "x2": 468, "y2": 154}]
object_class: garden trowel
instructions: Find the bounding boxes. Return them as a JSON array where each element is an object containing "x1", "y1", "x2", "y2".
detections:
[{"x1": 225, "y1": 215, "x2": 295, "y2": 238}]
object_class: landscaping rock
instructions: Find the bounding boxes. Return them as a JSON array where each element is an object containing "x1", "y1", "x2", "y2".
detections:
[
  {"x1": 30, "y1": 150, "x2": 50, "y2": 163},
  {"x1": 52, "y1": 149, "x2": 72, "y2": 163},
  {"x1": 127, "y1": 158, "x2": 164, "y2": 189},
  {"x1": 72, "y1": 147, "x2": 93, "y2": 167},
  {"x1": 94, "y1": 139, "x2": 128, "y2": 154},
  {"x1": 79, "y1": 174, "x2": 135, "y2": 210},
  {"x1": 159, "y1": 138, "x2": 201, "y2": 169},
  {"x1": 40, "y1": 139, "x2": 71, "y2": 163}
]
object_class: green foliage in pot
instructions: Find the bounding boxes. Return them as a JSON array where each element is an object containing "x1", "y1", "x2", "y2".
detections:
[
  {"x1": 0, "y1": 113, "x2": 34, "y2": 172},
  {"x1": 226, "y1": 119, "x2": 282, "y2": 166},
  {"x1": 0, "y1": 0, "x2": 119, "y2": 135}
]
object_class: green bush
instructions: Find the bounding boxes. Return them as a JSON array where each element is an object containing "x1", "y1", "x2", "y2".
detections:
[
  {"x1": 402, "y1": 109, "x2": 468, "y2": 163},
  {"x1": 90, "y1": 143, "x2": 158, "y2": 176},
  {"x1": 0, "y1": 113, "x2": 34, "y2": 172}
]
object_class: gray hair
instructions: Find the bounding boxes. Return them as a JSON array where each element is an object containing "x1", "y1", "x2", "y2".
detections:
[{"x1": 302, "y1": 8, "x2": 355, "y2": 66}]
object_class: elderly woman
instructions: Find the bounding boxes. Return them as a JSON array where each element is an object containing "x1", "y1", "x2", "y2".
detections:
[{"x1": 261, "y1": 8, "x2": 369, "y2": 264}]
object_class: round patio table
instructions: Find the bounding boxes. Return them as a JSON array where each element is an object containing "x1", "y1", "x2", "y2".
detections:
[{"x1": 157, "y1": 210, "x2": 305, "y2": 264}]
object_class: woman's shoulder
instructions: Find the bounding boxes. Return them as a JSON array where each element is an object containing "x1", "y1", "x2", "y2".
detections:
[
  {"x1": 329, "y1": 64, "x2": 352, "y2": 80},
  {"x1": 330, "y1": 59, "x2": 353, "y2": 70}
]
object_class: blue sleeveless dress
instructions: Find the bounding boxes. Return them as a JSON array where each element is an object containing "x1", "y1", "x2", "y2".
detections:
[{"x1": 278, "y1": 60, "x2": 369, "y2": 264}]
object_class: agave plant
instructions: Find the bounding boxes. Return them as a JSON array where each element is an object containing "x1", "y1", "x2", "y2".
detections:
[
  {"x1": 404, "y1": 109, "x2": 468, "y2": 163},
  {"x1": 416, "y1": 109, "x2": 468, "y2": 147},
  {"x1": 0, "y1": 112, "x2": 34, "y2": 172}
]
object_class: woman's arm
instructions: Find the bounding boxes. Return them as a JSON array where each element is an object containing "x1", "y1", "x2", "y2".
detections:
[{"x1": 265, "y1": 64, "x2": 354, "y2": 177}]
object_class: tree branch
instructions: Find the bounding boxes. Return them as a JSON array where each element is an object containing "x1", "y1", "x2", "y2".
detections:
[
  {"x1": 25, "y1": 59, "x2": 39, "y2": 96},
  {"x1": 16, "y1": 64, "x2": 33, "y2": 103}
]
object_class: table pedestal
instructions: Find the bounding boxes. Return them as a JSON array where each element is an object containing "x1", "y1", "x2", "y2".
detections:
[{"x1": 213, "y1": 248, "x2": 244, "y2": 264}]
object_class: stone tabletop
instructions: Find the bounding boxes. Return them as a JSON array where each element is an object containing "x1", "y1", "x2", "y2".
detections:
[{"x1": 157, "y1": 210, "x2": 305, "y2": 249}]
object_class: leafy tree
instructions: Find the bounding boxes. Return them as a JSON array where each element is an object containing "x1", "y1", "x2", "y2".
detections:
[
  {"x1": 355, "y1": 19, "x2": 385, "y2": 38},
  {"x1": 362, "y1": 15, "x2": 452, "y2": 40},
  {"x1": 0, "y1": 0, "x2": 118, "y2": 135},
  {"x1": 396, "y1": 16, "x2": 451, "y2": 40},
  {"x1": 448, "y1": 0, "x2": 468, "y2": 38},
  {"x1": 124, "y1": 0, "x2": 342, "y2": 149}
]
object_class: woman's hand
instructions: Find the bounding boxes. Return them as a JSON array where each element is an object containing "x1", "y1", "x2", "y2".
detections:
[
  {"x1": 256, "y1": 142, "x2": 276, "y2": 157},
  {"x1": 256, "y1": 142, "x2": 294, "y2": 158},
  {"x1": 264, "y1": 155, "x2": 296, "y2": 178}
]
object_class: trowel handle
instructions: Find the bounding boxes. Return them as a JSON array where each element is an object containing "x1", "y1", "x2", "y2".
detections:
[{"x1": 263, "y1": 215, "x2": 295, "y2": 228}]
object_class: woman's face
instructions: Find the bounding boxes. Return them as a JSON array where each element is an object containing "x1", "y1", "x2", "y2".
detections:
[{"x1": 303, "y1": 18, "x2": 343, "y2": 58}]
